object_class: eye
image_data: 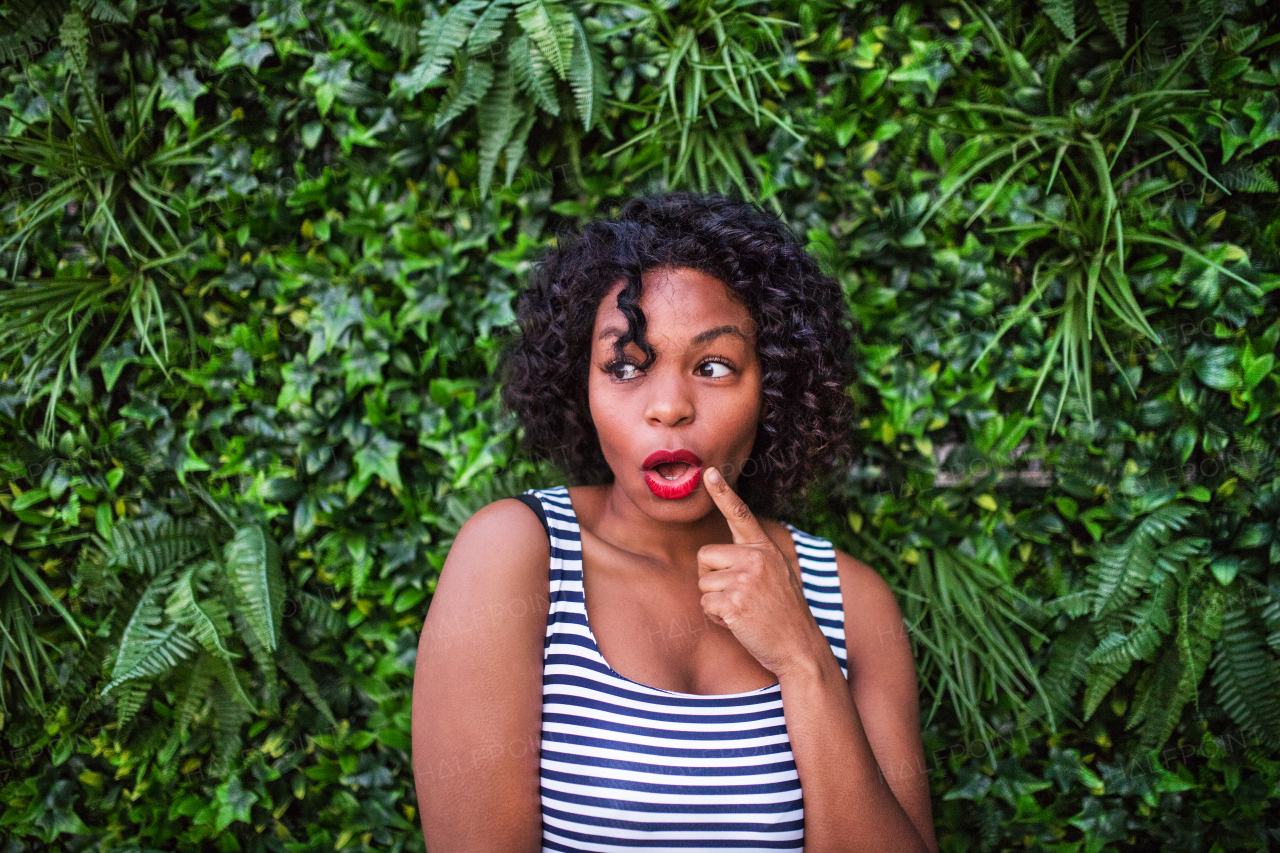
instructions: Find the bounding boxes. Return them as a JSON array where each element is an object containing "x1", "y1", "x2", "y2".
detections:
[
  {"x1": 696, "y1": 358, "x2": 733, "y2": 378},
  {"x1": 605, "y1": 359, "x2": 641, "y2": 381}
]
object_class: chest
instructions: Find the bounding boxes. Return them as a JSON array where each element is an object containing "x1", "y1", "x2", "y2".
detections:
[{"x1": 578, "y1": 526, "x2": 804, "y2": 696}]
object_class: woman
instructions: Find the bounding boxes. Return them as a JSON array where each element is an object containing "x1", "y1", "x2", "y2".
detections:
[{"x1": 412, "y1": 193, "x2": 938, "y2": 853}]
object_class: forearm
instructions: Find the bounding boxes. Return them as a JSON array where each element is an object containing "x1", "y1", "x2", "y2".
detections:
[{"x1": 779, "y1": 653, "x2": 930, "y2": 853}]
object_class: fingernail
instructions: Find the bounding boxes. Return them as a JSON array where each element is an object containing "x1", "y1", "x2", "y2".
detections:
[{"x1": 706, "y1": 467, "x2": 721, "y2": 484}]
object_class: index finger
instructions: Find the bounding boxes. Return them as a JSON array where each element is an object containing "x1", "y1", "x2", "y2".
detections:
[{"x1": 702, "y1": 466, "x2": 769, "y2": 546}]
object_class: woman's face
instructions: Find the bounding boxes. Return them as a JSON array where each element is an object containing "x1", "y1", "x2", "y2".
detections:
[{"x1": 588, "y1": 266, "x2": 762, "y2": 518}]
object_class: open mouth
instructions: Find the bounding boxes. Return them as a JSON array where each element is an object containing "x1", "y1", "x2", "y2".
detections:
[
  {"x1": 642, "y1": 450, "x2": 703, "y2": 499},
  {"x1": 653, "y1": 461, "x2": 693, "y2": 481}
]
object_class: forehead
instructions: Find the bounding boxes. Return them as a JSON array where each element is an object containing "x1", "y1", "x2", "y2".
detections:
[{"x1": 592, "y1": 267, "x2": 751, "y2": 336}]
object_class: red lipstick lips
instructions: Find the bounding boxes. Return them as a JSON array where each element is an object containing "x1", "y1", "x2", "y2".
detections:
[{"x1": 642, "y1": 449, "x2": 703, "y2": 500}]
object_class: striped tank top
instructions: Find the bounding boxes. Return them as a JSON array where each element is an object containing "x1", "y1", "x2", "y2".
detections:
[{"x1": 525, "y1": 486, "x2": 847, "y2": 852}]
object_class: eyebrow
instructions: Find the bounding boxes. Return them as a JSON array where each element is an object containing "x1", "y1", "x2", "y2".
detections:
[{"x1": 596, "y1": 324, "x2": 747, "y2": 345}]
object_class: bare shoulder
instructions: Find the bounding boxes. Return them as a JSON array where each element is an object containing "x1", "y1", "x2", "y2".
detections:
[
  {"x1": 429, "y1": 496, "x2": 551, "y2": 622},
  {"x1": 830, "y1": 548, "x2": 911, "y2": 685},
  {"x1": 832, "y1": 548, "x2": 902, "y2": 619}
]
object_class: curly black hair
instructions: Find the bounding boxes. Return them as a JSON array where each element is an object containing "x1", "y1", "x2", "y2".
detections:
[{"x1": 497, "y1": 192, "x2": 857, "y2": 519}]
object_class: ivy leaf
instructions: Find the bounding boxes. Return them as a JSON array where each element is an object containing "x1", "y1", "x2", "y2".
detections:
[
  {"x1": 353, "y1": 432, "x2": 405, "y2": 492},
  {"x1": 158, "y1": 68, "x2": 207, "y2": 127},
  {"x1": 96, "y1": 341, "x2": 142, "y2": 392},
  {"x1": 1244, "y1": 93, "x2": 1280, "y2": 151},
  {"x1": 304, "y1": 55, "x2": 356, "y2": 118},
  {"x1": 214, "y1": 776, "x2": 259, "y2": 832},
  {"x1": 215, "y1": 23, "x2": 276, "y2": 73}
]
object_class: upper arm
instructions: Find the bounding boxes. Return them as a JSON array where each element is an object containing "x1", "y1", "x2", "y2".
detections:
[
  {"x1": 835, "y1": 549, "x2": 939, "y2": 853},
  {"x1": 412, "y1": 497, "x2": 551, "y2": 853}
]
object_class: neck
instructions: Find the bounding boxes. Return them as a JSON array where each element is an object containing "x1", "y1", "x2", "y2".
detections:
[{"x1": 581, "y1": 482, "x2": 736, "y2": 570}]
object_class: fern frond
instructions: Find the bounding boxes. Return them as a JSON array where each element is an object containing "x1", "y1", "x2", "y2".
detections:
[
  {"x1": 1024, "y1": 616, "x2": 1092, "y2": 725},
  {"x1": 1217, "y1": 160, "x2": 1279, "y2": 194},
  {"x1": 209, "y1": 659, "x2": 252, "y2": 769},
  {"x1": 1261, "y1": 594, "x2": 1280, "y2": 653},
  {"x1": 1042, "y1": 0, "x2": 1075, "y2": 40},
  {"x1": 1087, "y1": 621, "x2": 1161, "y2": 666},
  {"x1": 81, "y1": 0, "x2": 127, "y2": 22},
  {"x1": 510, "y1": 35, "x2": 560, "y2": 115},
  {"x1": 476, "y1": 65, "x2": 519, "y2": 196},
  {"x1": 1093, "y1": 0, "x2": 1127, "y2": 46},
  {"x1": 104, "y1": 568, "x2": 174, "y2": 691},
  {"x1": 165, "y1": 559, "x2": 238, "y2": 661},
  {"x1": 1178, "y1": 581, "x2": 1223, "y2": 721},
  {"x1": 503, "y1": 109, "x2": 538, "y2": 187},
  {"x1": 0, "y1": 0, "x2": 64, "y2": 63},
  {"x1": 102, "y1": 623, "x2": 200, "y2": 693},
  {"x1": 299, "y1": 590, "x2": 348, "y2": 638},
  {"x1": 208, "y1": 645, "x2": 256, "y2": 713},
  {"x1": 224, "y1": 523, "x2": 285, "y2": 654},
  {"x1": 278, "y1": 642, "x2": 338, "y2": 730},
  {"x1": 343, "y1": 0, "x2": 422, "y2": 55},
  {"x1": 434, "y1": 55, "x2": 496, "y2": 127},
  {"x1": 515, "y1": 0, "x2": 574, "y2": 80},
  {"x1": 1083, "y1": 656, "x2": 1133, "y2": 719},
  {"x1": 1127, "y1": 641, "x2": 1190, "y2": 750},
  {"x1": 229, "y1": 595, "x2": 281, "y2": 715},
  {"x1": 177, "y1": 652, "x2": 214, "y2": 739},
  {"x1": 405, "y1": 0, "x2": 487, "y2": 94},
  {"x1": 99, "y1": 516, "x2": 211, "y2": 575},
  {"x1": 1088, "y1": 504, "x2": 1196, "y2": 618},
  {"x1": 112, "y1": 680, "x2": 150, "y2": 729},
  {"x1": 467, "y1": 0, "x2": 513, "y2": 54},
  {"x1": 567, "y1": 13, "x2": 603, "y2": 131},
  {"x1": 59, "y1": 6, "x2": 89, "y2": 76},
  {"x1": 1043, "y1": 589, "x2": 1091, "y2": 617},
  {"x1": 1211, "y1": 598, "x2": 1280, "y2": 749}
]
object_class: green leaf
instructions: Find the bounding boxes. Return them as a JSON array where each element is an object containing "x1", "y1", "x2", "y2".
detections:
[
  {"x1": 1093, "y1": 0, "x2": 1127, "y2": 46},
  {"x1": 476, "y1": 65, "x2": 519, "y2": 196},
  {"x1": 1042, "y1": 0, "x2": 1075, "y2": 40},
  {"x1": 467, "y1": 0, "x2": 513, "y2": 54},
  {"x1": 567, "y1": 14, "x2": 601, "y2": 131},
  {"x1": 406, "y1": 0, "x2": 487, "y2": 94},
  {"x1": 510, "y1": 35, "x2": 560, "y2": 115},
  {"x1": 434, "y1": 57, "x2": 496, "y2": 127},
  {"x1": 158, "y1": 68, "x2": 208, "y2": 127},
  {"x1": 353, "y1": 432, "x2": 405, "y2": 491},
  {"x1": 214, "y1": 775, "x2": 259, "y2": 832},
  {"x1": 224, "y1": 523, "x2": 285, "y2": 654},
  {"x1": 516, "y1": 0, "x2": 576, "y2": 80},
  {"x1": 1194, "y1": 346, "x2": 1241, "y2": 390}
]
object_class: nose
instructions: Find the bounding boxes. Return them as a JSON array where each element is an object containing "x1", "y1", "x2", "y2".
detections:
[{"x1": 644, "y1": 371, "x2": 694, "y2": 427}]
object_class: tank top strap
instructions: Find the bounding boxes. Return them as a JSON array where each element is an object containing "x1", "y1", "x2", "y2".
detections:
[
  {"x1": 785, "y1": 523, "x2": 848, "y2": 680},
  {"x1": 522, "y1": 486, "x2": 585, "y2": 659}
]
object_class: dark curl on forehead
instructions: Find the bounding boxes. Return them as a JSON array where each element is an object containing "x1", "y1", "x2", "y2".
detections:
[{"x1": 497, "y1": 192, "x2": 857, "y2": 518}]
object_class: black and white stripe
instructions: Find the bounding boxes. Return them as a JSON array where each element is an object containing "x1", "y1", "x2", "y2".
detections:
[{"x1": 529, "y1": 486, "x2": 846, "y2": 852}]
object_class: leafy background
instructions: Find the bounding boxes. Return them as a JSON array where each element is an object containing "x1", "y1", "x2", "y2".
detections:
[{"x1": 1, "y1": 0, "x2": 1279, "y2": 850}]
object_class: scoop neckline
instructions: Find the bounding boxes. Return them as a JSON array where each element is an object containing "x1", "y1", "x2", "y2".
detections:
[{"x1": 556, "y1": 485, "x2": 799, "y2": 700}]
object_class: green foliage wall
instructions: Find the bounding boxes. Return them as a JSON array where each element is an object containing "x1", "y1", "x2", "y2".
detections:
[{"x1": 1, "y1": 0, "x2": 1278, "y2": 850}]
